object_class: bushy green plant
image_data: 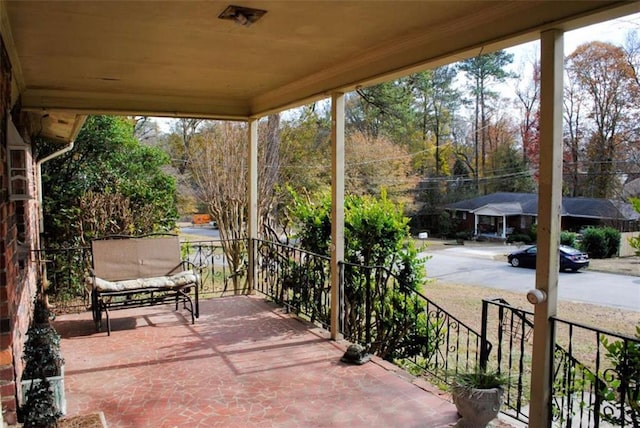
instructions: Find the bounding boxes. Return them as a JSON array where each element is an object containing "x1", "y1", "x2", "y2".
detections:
[
  {"x1": 580, "y1": 227, "x2": 621, "y2": 259},
  {"x1": 20, "y1": 297, "x2": 64, "y2": 428},
  {"x1": 602, "y1": 227, "x2": 621, "y2": 258},
  {"x1": 20, "y1": 378, "x2": 62, "y2": 428},
  {"x1": 455, "y1": 231, "x2": 472, "y2": 241},
  {"x1": 41, "y1": 116, "x2": 179, "y2": 304},
  {"x1": 580, "y1": 227, "x2": 608, "y2": 259},
  {"x1": 32, "y1": 296, "x2": 53, "y2": 325},
  {"x1": 507, "y1": 233, "x2": 532, "y2": 244},
  {"x1": 596, "y1": 324, "x2": 640, "y2": 426},
  {"x1": 629, "y1": 198, "x2": 640, "y2": 256},
  {"x1": 529, "y1": 223, "x2": 537, "y2": 243},
  {"x1": 287, "y1": 188, "x2": 438, "y2": 361},
  {"x1": 22, "y1": 325, "x2": 63, "y2": 380},
  {"x1": 560, "y1": 231, "x2": 577, "y2": 247},
  {"x1": 451, "y1": 368, "x2": 508, "y2": 393}
]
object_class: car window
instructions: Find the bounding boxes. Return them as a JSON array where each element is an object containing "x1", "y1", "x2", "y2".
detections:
[{"x1": 527, "y1": 247, "x2": 537, "y2": 255}]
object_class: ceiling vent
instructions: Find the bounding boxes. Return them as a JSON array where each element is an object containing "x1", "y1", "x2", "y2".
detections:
[{"x1": 218, "y1": 5, "x2": 267, "y2": 27}]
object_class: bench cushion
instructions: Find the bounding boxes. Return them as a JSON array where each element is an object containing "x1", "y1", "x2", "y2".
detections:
[{"x1": 90, "y1": 270, "x2": 198, "y2": 293}]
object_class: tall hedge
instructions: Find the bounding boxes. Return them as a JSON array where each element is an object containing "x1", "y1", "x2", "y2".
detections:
[{"x1": 580, "y1": 227, "x2": 620, "y2": 259}]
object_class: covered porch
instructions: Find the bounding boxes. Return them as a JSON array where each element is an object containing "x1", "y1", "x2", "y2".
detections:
[
  {"x1": 1, "y1": 1, "x2": 639, "y2": 426},
  {"x1": 56, "y1": 296, "x2": 460, "y2": 427}
]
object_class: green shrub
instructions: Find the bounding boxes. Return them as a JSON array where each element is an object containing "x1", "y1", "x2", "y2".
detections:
[
  {"x1": 288, "y1": 189, "x2": 437, "y2": 361},
  {"x1": 560, "y1": 231, "x2": 577, "y2": 247},
  {"x1": 580, "y1": 227, "x2": 621, "y2": 259},
  {"x1": 602, "y1": 227, "x2": 621, "y2": 258},
  {"x1": 529, "y1": 223, "x2": 537, "y2": 243},
  {"x1": 595, "y1": 324, "x2": 640, "y2": 426},
  {"x1": 580, "y1": 228, "x2": 608, "y2": 259},
  {"x1": 507, "y1": 234, "x2": 532, "y2": 244},
  {"x1": 455, "y1": 231, "x2": 472, "y2": 241},
  {"x1": 20, "y1": 378, "x2": 62, "y2": 428}
]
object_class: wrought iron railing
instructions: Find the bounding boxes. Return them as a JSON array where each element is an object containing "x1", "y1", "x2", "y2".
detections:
[
  {"x1": 39, "y1": 237, "x2": 638, "y2": 428},
  {"x1": 551, "y1": 317, "x2": 640, "y2": 428},
  {"x1": 180, "y1": 239, "x2": 249, "y2": 298},
  {"x1": 35, "y1": 245, "x2": 92, "y2": 310},
  {"x1": 481, "y1": 298, "x2": 640, "y2": 427},
  {"x1": 481, "y1": 298, "x2": 534, "y2": 423},
  {"x1": 340, "y1": 260, "x2": 490, "y2": 383},
  {"x1": 253, "y1": 240, "x2": 489, "y2": 383},
  {"x1": 253, "y1": 239, "x2": 332, "y2": 329}
]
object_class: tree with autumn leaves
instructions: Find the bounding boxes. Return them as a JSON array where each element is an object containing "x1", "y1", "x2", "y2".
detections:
[
  {"x1": 565, "y1": 41, "x2": 639, "y2": 198},
  {"x1": 158, "y1": 38, "x2": 640, "y2": 240}
]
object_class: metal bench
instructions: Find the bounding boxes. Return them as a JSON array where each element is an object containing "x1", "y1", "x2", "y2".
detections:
[{"x1": 86, "y1": 234, "x2": 199, "y2": 335}]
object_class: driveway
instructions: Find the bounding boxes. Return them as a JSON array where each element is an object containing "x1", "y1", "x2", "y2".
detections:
[{"x1": 421, "y1": 242, "x2": 640, "y2": 312}]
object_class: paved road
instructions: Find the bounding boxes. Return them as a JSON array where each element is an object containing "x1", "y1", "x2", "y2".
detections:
[
  {"x1": 423, "y1": 248, "x2": 640, "y2": 312},
  {"x1": 180, "y1": 226, "x2": 220, "y2": 239}
]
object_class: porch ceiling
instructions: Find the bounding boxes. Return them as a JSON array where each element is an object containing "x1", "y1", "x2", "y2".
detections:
[{"x1": 0, "y1": 1, "x2": 637, "y2": 143}]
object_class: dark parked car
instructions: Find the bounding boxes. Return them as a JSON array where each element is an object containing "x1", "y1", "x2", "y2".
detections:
[{"x1": 507, "y1": 245, "x2": 589, "y2": 272}]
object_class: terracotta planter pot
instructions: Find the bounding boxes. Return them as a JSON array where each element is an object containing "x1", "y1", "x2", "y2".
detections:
[{"x1": 452, "y1": 386, "x2": 503, "y2": 428}]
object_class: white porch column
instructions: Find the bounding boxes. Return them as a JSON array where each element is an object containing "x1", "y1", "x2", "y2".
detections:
[
  {"x1": 529, "y1": 29, "x2": 563, "y2": 427},
  {"x1": 247, "y1": 118, "x2": 259, "y2": 294},
  {"x1": 330, "y1": 93, "x2": 345, "y2": 340},
  {"x1": 502, "y1": 214, "x2": 507, "y2": 238},
  {"x1": 474, "y1": 214, "x2": 479, "y2": 236}
]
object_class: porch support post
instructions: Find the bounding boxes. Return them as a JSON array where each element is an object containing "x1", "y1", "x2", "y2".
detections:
[
  {"x1": 529, "y1": 29, "x2": 563, "y2": 427},
  {"x1": 502, "y1": 214, "x2": 506, "y2": 238},
  {"x1": 330, "y1": 92, "x2": 345, "y2": 340},
  {"x1": 247, "y1": 118, "x2": 259, "y2": 294},
  {"x1": 474, "y1": 213, "x2": 478, "y2": 236}
]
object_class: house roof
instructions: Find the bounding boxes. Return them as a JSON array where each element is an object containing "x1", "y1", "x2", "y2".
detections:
[
  {"x1": 445, "y1": 192, "x2": 640, "y2": 221},
  {"x1": 473, "y1": 203, "x2": 523, "y2": 216},
  {"x1": 0, "y1": 1, "x2": 636, "y2": 143}
]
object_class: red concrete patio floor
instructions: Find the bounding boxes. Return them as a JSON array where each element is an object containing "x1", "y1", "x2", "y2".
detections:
[{"x1": 54, "y1": 295, "x2": 460, "y2": 427}]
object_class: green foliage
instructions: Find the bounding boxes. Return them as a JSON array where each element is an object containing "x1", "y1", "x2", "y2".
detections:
[
  {"x1": 580, "y1": 228, "x2": 608, "y2": 258},
  {"x1": 451, "y1": 368, "x2": 508, "y2": 393},
  {"x1": 347, "y1": 78, "x2": 418, "y2": 145},
  {"x1": 20, "y1": 297, "x2": 64, "y2": 427},
  {"x1": 580, "y1": 227, "x2": 620, "y2": 259},
  {"x1": 20, "y1": 378, "x2": 62, "y2": 428},
  {"x1": 560, "y1": 231, "x2": 577, "y2": 247},
  {"x1": 597, "y1": 324, "x2": 640, "y2": 426},
  {"x1": 629, "y1": 198, "x2": 640, "y2": 256},
  {"x1": 459, "y1": 51, "x2": 516, "y2": 89},
  {"x1": 629, "y1": 235, "x2": 640, "y2": 257},
  {"x1": 289, "y1": 188, "x2": 413, "y2": 266},
  {"x1": 287, "y1": 187, "x2": 332, "y2": 256},
  {"x1": 288, "y1": 188, "x2": 437, "y2": 361},
  {"x1": 529, "y1": 223, "x2": 537, "y2": 243},
  {"x1": 507, "y1": 233, "x2": 532, "y2": 244},
  {"x1": 433, "y1": 210, "x2": 457, "y2": 238},
  {"x1": 22, "y1": 325, "x2": 63, "y2": 379},
  {"x1": 41, "y1": 115, "x2": 178, "y2": 247},
  {"x1": 455, "y1": 230, "x2": 473, "y2": 241},
  {"x1": 485, "y1": 143, "x2": 536, "y2": 194},
  {"x1": 41, "y1": 116, "x2": 178, "y2": 303},
  {"x1": 602, "y1": 227, "x2": 621, "y2": 258},
  {"x1": 279, "y1": 107, "x2": 331, "y2": 196}
]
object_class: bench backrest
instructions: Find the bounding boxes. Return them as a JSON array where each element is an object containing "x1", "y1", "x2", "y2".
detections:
[{"x1": 91, "y1": 235, "x2": 183, "y2": 281}]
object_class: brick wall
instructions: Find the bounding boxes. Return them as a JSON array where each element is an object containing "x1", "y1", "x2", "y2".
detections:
[{"x1": 0, "y1": 36, "x2": 39, "y2": 425}]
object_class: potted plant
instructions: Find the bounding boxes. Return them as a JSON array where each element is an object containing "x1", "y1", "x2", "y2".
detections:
[
  {"x1": 19, "y1": 296, "x2": 65, "y2": 427},
  {"x1": 450, "y1": 368, "x2": 507, "y2": 428}
]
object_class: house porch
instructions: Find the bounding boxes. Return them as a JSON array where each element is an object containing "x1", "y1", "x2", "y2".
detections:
[{"x1": 55, "y1": 296, "x2": 465, "y2": 428}]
